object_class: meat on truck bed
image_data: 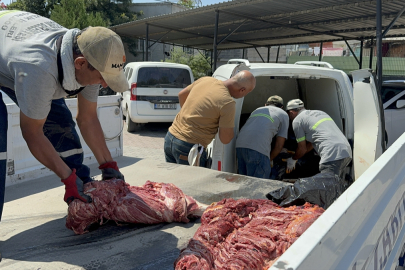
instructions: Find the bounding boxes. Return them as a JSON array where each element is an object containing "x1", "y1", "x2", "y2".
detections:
[
  {"x1": 175, "y1": 198, "x2": 324, "y2": 270},
  {"x1": 66, "y1": 179, "x2": 206, "y2": 235}
]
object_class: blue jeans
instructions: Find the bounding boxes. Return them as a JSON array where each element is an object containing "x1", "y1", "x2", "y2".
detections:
[
  {"x1": 164, "y1": 131, "x2": 207, "y2": 167},
  {"x1": 0, "y1": 87, "x2": 91, "y2": 220},
  {"x1": 236, "y1": 148, "x2": 271, "y2": 179}
]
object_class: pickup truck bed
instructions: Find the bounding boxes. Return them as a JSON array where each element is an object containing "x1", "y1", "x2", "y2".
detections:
[{"x1": 1, "y1": 158, "x2": 289, "y2": 270}]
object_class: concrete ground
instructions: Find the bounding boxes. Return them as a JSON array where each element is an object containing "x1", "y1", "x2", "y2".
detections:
[{"x1": 0, "y1": 123, "x2": 289, "y2": 270}]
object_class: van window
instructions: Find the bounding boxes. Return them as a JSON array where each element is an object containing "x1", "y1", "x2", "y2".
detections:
[
  {"x1": 381, "y1": 85, "x2": 404, "y2": 103},
  {"x1": 137, "y1": 67, "x2": 191, "y2": 88}
]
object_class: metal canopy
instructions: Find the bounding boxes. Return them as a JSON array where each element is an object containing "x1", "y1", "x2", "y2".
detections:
[{"x1": 111, "y1": 0, "x2": 405, "y2": 50}]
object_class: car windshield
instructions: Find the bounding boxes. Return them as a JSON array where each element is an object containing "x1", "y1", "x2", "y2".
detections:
[{"x1": 137, "y1": 67, "x2": 191, "y2": 88}]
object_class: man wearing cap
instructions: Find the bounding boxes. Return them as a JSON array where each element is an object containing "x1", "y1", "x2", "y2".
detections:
[
  {"x1": 285, "y1": 99, "x2": 352, "y2": 179},
  {"x1": 0, "y1": 11, "x2": 128, "y2": 220},
  {"x1": 164, "y1": 71, "x2": 256, "y2": 166},
  {"x1": 235, "y1": 95, "x2": 289, "y2": 179}
]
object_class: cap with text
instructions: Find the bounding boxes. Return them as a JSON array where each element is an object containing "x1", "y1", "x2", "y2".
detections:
[
  {"x1": 77, "y1": 26, "x2": 128, "y2": 92},
  {"x1": 286, "y1": 99, "x2": 304, "y2": 110}
]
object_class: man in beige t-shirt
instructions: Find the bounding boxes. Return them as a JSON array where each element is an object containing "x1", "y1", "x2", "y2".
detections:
[{"x1": 164, "y1": 70, "x2": 256, "y2": 166}]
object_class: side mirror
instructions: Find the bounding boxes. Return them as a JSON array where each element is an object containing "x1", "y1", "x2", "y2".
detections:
[{"x1": 396, "y1": 100, "x2": 405, "y2": 109}]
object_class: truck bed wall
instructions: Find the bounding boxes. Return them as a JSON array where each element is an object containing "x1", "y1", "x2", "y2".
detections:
[
  {"x1": 269, "y1": 132, "x2": 405, "y2": 270},
  {"x1": 5, "y1": 95, "x2": 123, "y2": 186}
]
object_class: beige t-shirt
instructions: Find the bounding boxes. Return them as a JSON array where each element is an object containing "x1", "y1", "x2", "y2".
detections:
[{"x1": 169, "y1": 77, "x2": 236, "y2": 147}]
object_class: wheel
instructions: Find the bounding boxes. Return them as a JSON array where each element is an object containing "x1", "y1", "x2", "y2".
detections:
[{"x1": 126, "y1": 110, "x2": 138, "y2": 132}]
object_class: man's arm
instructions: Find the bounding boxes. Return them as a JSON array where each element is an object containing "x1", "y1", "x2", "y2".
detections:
[
  {"x1": 293, "y1": 141, "x2": 307, "y2": 160},
  {"x1": 20, "y1": 112, "x2": 71, "y2": 179},
  {"x1": 178, "y1": 84, "x2": 192, "y2": 107},
  {"x1": 270, "y1": 136, "x2": 286, "y2": 161},
  {"x1": 218, "y1": 127, "x2": 234, "y2": 144},
  {"x1": 77, "y1": 93, "x2": 113, "y2": 165}
]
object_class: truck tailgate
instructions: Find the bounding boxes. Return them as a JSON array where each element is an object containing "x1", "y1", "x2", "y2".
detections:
[{"x1": 1, "y1": 158, "x2": 289, "y2": 270}]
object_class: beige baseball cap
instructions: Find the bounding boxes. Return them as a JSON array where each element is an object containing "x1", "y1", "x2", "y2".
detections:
[
  {"x1": 266, "y1": 95, "x2": 283, "y2": 106},
  {"x1": 77, "y1": 26, "x2": 128, "y2": 92},
  {"x1": 286, "y1": 99, "x2": 305, "y2": 110}
]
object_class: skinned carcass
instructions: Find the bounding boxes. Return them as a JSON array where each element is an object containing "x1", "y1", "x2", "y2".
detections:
[
  {"x1": 66, "y1": 179, "x2": 206, "y2": 235},
  {"x1": 175, "y1": 198, "x2": 324, "y2": 270}
]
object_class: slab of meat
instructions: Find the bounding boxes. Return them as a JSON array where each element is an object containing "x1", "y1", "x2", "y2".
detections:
[
  {"x1": 66, "y1": 179, "x2": 205, "y2": 235},
  {"x1": 174, "y1": 198, "x2": 324, "y2": 270}
]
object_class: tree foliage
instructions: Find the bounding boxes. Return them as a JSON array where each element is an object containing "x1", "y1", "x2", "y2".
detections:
[
  {"x1": 165, "y1": 47, "x2": 211, "y2": 79},
  {"x1": 50, "y1": 0, "x2": 107, "y2": 29},
  {"x1": 177, "y1": 0, "x2": 194, "y2": 8},
  {"x1": 7, "y1": 0, "x2": 60, "y2": 17}
]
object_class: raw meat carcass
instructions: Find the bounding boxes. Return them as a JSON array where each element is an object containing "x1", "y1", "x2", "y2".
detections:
[
  {"x1": 174, "y1": 198, "x2": 324, "y2": 270},
  {"x1": 66, "y1": 179, "x2": 206, "y2": 235}
]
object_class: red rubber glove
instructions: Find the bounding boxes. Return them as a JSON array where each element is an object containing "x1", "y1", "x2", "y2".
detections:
[
  {"x1": 61, "y1": 169, "x2": 92, "y2": 204},
  {"x1": 99, "y1": 161, "x2": 125, "y2": 181}
]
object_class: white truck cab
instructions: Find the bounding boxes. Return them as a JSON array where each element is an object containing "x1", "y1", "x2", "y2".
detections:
[{"x1": 207, "y1": 59, "x2": 384, "y2": 181}]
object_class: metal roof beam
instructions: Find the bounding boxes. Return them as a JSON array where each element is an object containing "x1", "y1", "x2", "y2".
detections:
[
  {"x1": 218, "y1": 9, "x2": 352, "y2": 40},
  {"x1": 217, "y1": 19, "x2": 248, "y2": 46},
  {"x1": 254, "y1": 47, "x2": 266, "y2": 63},
  {"x1": 382, "y1": 5, "x2": 405, "y2": 37},
  {"x1": 147, "y1": 22, "x2": 259, "y2": 47},
  {"x1": 344, "y1": 39, "x2": 360, "y2": 65},
  {"x1": 148, "y1": 30, "x2": 172, "y2": 48}
]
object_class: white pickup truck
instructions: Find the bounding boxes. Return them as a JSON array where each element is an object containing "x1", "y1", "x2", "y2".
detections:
[{"x1": 2, "y1": 61, "x2": 405, "y2": 269}]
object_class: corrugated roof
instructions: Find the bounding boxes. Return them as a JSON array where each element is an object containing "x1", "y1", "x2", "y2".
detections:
[{"x1": 111, "y1": 0, "x2": 405, "y2": 50}]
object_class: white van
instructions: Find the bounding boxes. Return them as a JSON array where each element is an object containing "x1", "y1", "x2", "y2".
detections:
[
  {"x1": 121, "y1": 62, "x2": 194, "y2": 132},
  {"x1": 207, "y1": 59, "x2": 384, "y2": 181}
]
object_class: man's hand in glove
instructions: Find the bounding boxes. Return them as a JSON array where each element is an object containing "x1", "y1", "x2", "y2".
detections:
[
  {"x1": 61, "y1": 169, "x2": 92, "y2": 204},
  {"x1": 286, "y1": 158, "x2": 297, "y2": 174},
  {"x1": 99, "y1": 161, "x2": 125, "y2": 181}
]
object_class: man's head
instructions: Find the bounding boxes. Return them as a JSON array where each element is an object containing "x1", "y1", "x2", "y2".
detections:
[
  {"x1": 224, "y1": 70, "x2": 256, "y2": 99},
  {"x1": 286, "y1": 99, "x2": 305, "y2": 120},
  {"x1": 73, "y1": 27, "x2": 128, "y2": 92},
  {"x1": 265, "y1": 95, "x2": 283, "y2": 108}
]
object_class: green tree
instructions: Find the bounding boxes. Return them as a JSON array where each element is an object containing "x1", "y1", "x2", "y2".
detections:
[
  {"x1": 165, "y1": 47, "x2": 211, "y2": 79},
  {"x1": 50, "y1": 0, "x2": 107, "y2": 29},
  {"x1": 86, "y1": 0, "x2": 140, "y2": 26},
  {"x1": 6, "y1": 0, "x2": 59, "y2": 17},
  {"x1": 177, "y1": 0, "x2": 194, "y2": 8}
]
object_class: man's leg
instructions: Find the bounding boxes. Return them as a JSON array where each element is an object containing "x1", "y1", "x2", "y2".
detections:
[
  {"x1": 164, "y1": 131, "x2": 176, "y2": 163},
  {"x1": 43, "y1": 98, "x2": 92, "y2": 183},
  {"x1": 245, "y1": 149, "x2": 271, "y2": 179},
  {"x1": 0, "y1": 91, "x2": 8, "y2": 221},
  {"x1": 236, "y1": 148, "x2": 247, "y2": 176}
]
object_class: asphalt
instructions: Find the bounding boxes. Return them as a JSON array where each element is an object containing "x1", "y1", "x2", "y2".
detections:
[{"x1": 0, "y1": 123, "x2": 289, "y2": 270}]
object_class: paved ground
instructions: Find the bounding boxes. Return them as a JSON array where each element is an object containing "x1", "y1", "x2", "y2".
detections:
[{"x1": 122, "y1": 122, "x2": 171, "y2": 162}]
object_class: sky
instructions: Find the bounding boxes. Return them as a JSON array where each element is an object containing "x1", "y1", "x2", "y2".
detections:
[{"x1": 1, "y1": 0, "x2": 226, "y2": 7}]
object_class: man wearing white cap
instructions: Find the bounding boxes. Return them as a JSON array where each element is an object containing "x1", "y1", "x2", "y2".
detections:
[
  {"x1": 235, "y1": 95, "x2": 289, "y2": 179},
  {"x1": 285, "y1": 99, "x2": 352, "y2": 179},
  {"x1": 0, "y1": 11, "x2": 128, "y2": 220}
]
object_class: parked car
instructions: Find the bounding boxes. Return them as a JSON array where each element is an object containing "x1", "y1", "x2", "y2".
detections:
[
  {"x1": 381, "y1": 80, "x2": 405, "y2": 147},
  {"x1": 121, "y1": 62, "x2": 194, "y2": 132}
]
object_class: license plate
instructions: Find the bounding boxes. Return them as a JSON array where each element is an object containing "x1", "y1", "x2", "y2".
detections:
[{"x1": 154, "y1": 103, "x2": 177, "y2": 109}]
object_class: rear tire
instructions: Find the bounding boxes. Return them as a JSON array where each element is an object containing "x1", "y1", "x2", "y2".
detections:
[{"x1": 126, "y1": 110, "x2": 138, "y2": 132}]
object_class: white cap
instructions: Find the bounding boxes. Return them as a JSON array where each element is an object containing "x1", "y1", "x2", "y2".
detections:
[
  {"x1": 286, "y1": 99, "x2": 304, "y2": 110},
  {"x1": 77, "y1": 26, "x2": 129, "y2": 92}
]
